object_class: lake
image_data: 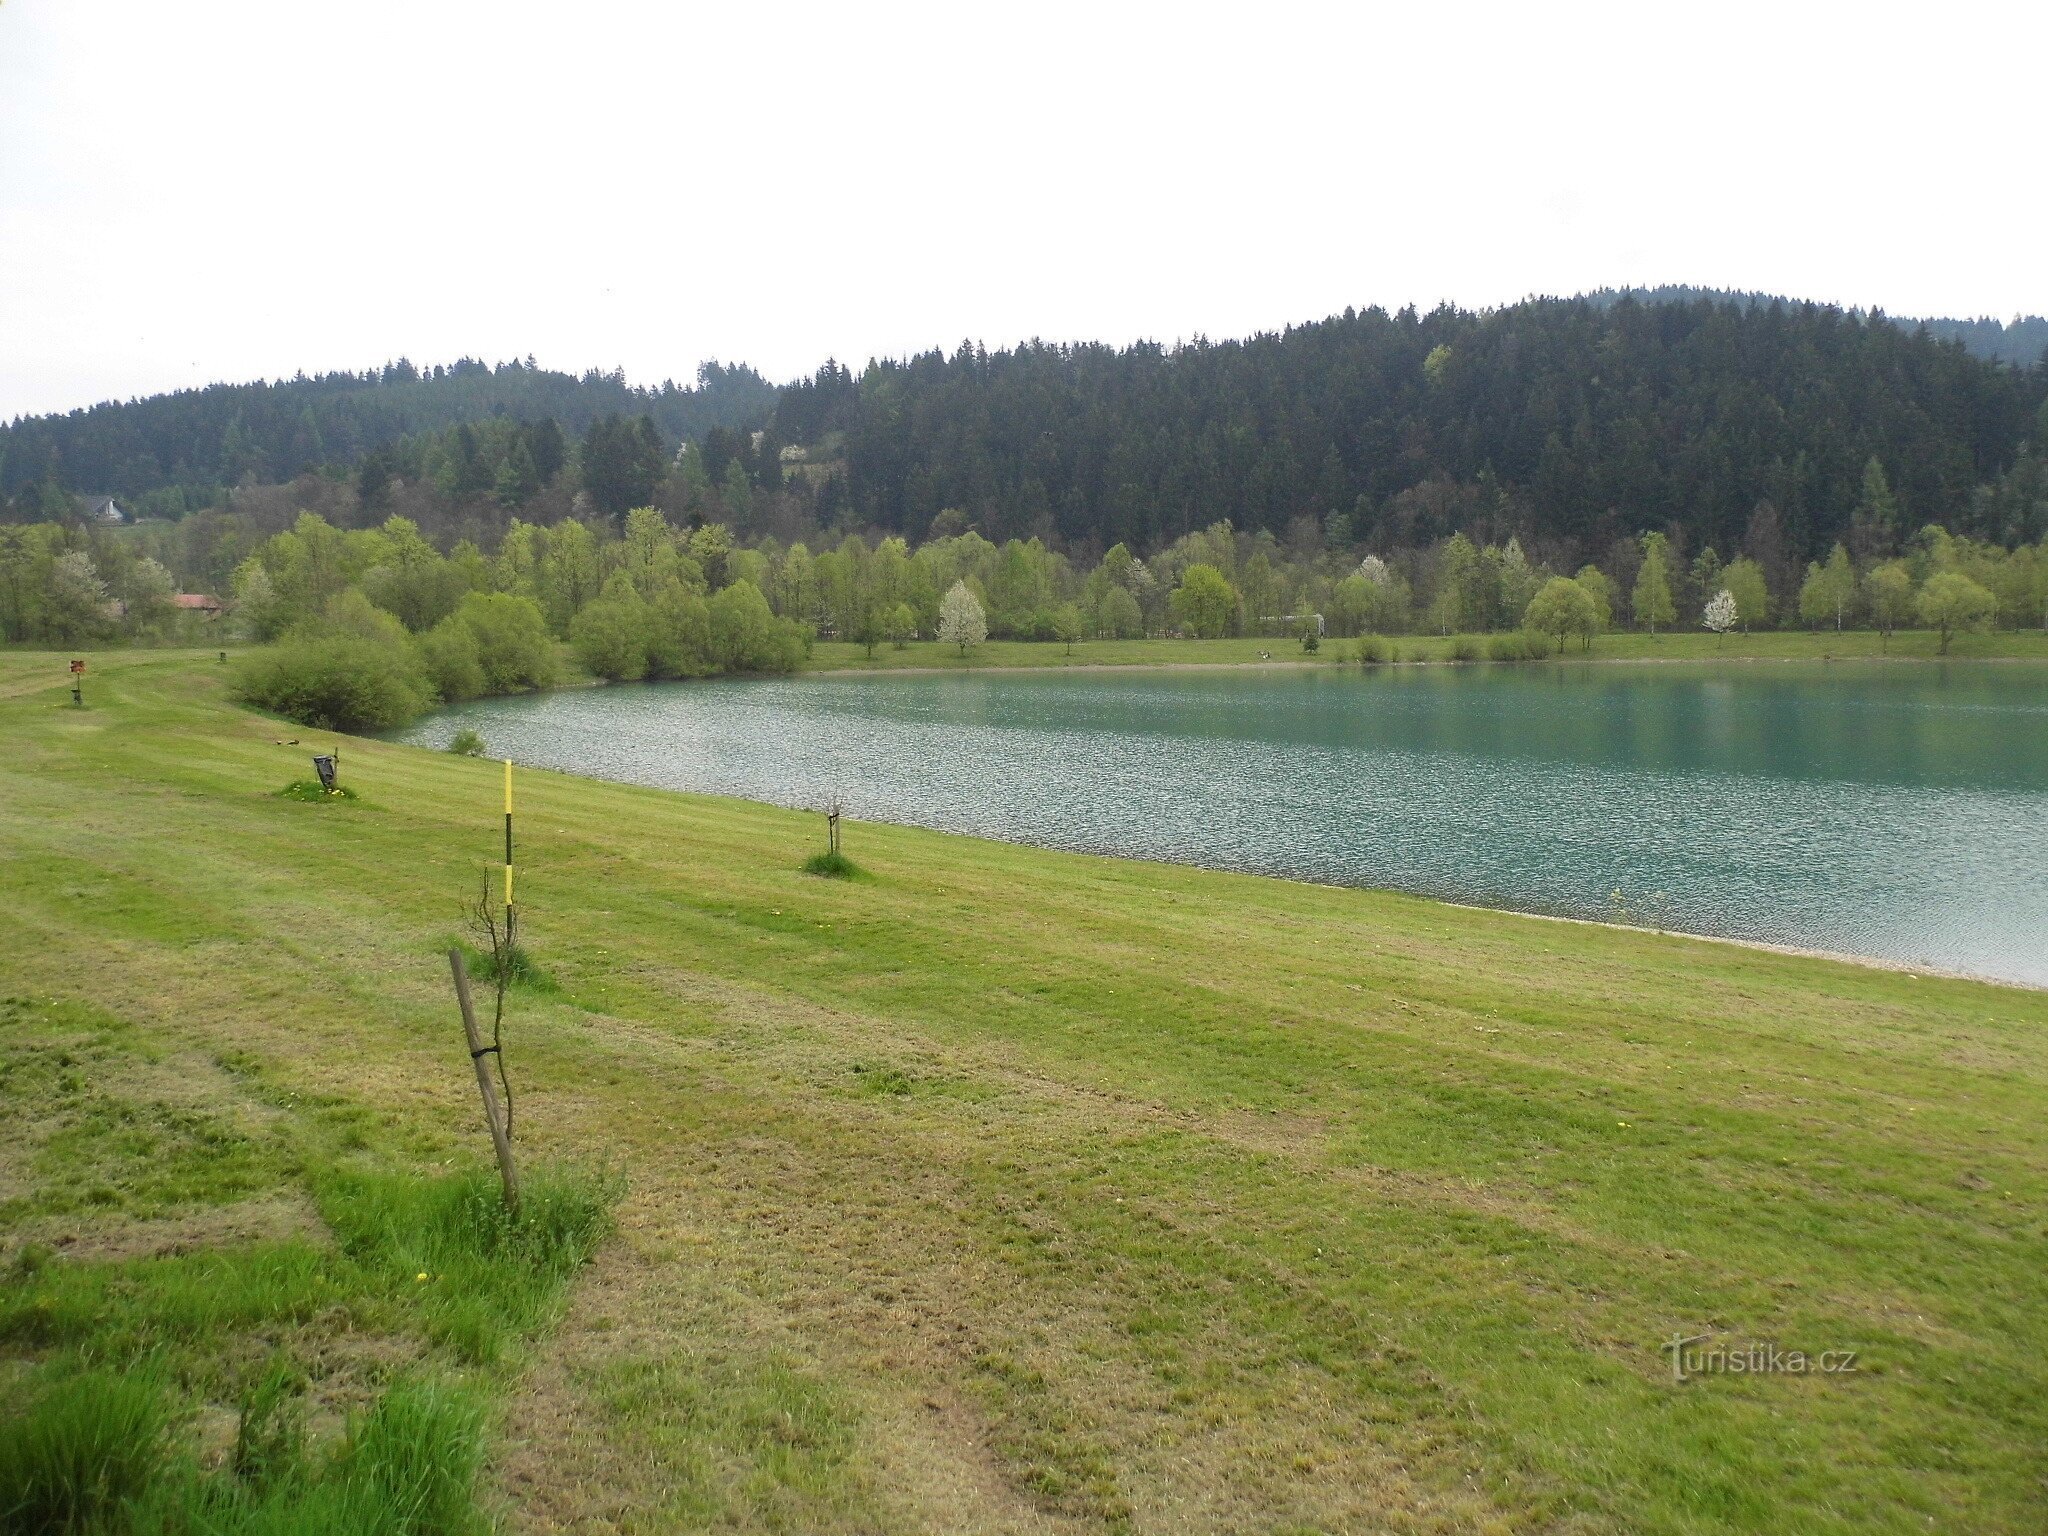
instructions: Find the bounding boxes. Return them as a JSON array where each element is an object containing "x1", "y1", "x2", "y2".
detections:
[{"x1": 398, "y1": 662, "x2": 2048, "y2": 987}]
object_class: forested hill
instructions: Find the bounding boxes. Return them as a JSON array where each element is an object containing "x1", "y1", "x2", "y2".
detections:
[
  {"x1": 1584, "y1": 287, "x2": 2048, "y2": 368},
  {"x1": 9, "y1": 294, "x2": 2047, "y2": 564},
  {"x1": 0, "y1": 358, "x2": 777, "y2": 515},
  {"x1": 774, "y1": 296, "x2": 2048, "y2": 558}
]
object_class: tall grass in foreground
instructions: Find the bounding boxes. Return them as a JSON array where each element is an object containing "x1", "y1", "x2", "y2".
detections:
[
  {"x1": 0, "y1": 1367, "x2": 171, "y2": 1533},
  {"x1": 1, "y1": 1369, "x2": 487, "y2": 1536},
  {"x1": 315, "y1": 1164, "x2": 616, "y2": 1365},
  {"x1": 0, "y1": 1164, "x2": 616, "y2": 1534}
]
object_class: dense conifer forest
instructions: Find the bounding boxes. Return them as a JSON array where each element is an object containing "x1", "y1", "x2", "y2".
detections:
[
  {"x1": 0, "y1": 358, "x2": 777, "y2": 518},
  {"x1": 8, "y1": 294, "x2": 2045, "y2": 565},
  {"x1": 775, "y1": 297, "x2": 2048, "y2": 557},
  {"x1": 1582, "y1": 287, "x2": 2048, "y2": 368}
]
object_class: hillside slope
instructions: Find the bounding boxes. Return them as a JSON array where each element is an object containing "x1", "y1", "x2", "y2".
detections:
[
  {"x1": 2, "y1": 652, "x2": 2045, "y2": 1532},
  {"x1": 773, "y1": 296, "x2": 2047, "y2": 553},
  {"x1": 0, "y1": 358, "x2": 777, "y2": 511}
]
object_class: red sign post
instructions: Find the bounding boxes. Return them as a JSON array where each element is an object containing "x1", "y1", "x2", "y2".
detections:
[{"x1": 69, "y1": 659, "x2": 84, "y2": 707}]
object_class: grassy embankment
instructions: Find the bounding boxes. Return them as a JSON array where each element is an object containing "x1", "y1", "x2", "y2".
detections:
[
  {"x1": 804, "y1": 627, "x2": 2048, "y2": 670},
  {"x1": 3, "y1": 650, "x2": 2046, "y2": 1533},
  {"x1": 19, "y1": 624, "x2": 2042, "y2": 678}
]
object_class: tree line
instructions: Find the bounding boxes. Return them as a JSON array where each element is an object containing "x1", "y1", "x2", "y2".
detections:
[
  {"x1": 1580, "y1": 287, "x2": 2048, "y2": 369},
  {"x1": 773, "y1": 297, "x2": 2048, "y2": 560},
  {"x1": 9, "y1": 297, "x2": 2046, "y2": 582},
  {"x1": 7, "y1": 485, "x2": 2038, "y2": 724},
  {"x1": 0, "y1": 358, "x2": 776, "y2": 518}
]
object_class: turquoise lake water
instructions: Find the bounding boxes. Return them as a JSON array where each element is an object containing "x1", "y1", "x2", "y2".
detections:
[{"x1": 399, "y1": 663, "x2": 2048, "y2": 986}]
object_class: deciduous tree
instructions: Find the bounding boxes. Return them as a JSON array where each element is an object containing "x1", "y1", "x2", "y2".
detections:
[
  {"x1": 1721, "y1": 557, "x2": 1770, "y2": 633},
  {"x1": 937, "y1": 581, "x2": 987, "y2": 654},
  {"x1": 1703, "y1": 588, "x2": 1737, "y2": 645},
  {"x1": 1915, "y1": 571, "x2": 1996, "y2": 653},
  {"x1": 1632, "y1": 536, "x2": 1675, "y2": 634},
  {"x1": 1524, "y1": 576, "x2": 1599, "y2": 653},
  {"x1": 1170, "y1": 563, "x2": 1237, "y2": 638}
]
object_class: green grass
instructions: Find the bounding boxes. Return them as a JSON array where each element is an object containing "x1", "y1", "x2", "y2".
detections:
[
  {"x1": 277, "y1": 780, "x2": 359, "y2": 803},
  {"x1": 1, "y1": 1365, "x2": 492, "y2": 1536},
  {"x1": 316, "y1": 1164, "x2": 615, "y2": 1365},
  {"x1": 3, "y1": 650, "x2": 2047, "y2": 1532},
  {"x1": 0, "y1": 1365, "x2": 173, "y2": 1531},
  {"x1": 0, "y1": 957, "x2": 614, "y2": 1532},
  {"x1": 457, "y1": 940, "x2": 553, "y2": 993},
  {"x1": 805, "y1": 626, "x2": 2048, "y2": 670},
  {"x1": 800, "y1": 850, "x2": 860, "y2": 879},
  {"x1": 0, "y1": 1150, "x2": 609, "y2": 1532}
]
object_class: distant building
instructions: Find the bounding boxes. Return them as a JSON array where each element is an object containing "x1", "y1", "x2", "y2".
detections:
[
  {"x1": 84, "y1": 496, "x2": 128, "y2": 524},
  {"x1": 173, "y1": 593, "x2": 224, "y2": 617}
]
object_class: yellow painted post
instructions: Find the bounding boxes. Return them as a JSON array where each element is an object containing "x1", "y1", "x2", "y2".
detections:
[{"x1": 502, "y1": 760, "x2": 516, "y2": 949}]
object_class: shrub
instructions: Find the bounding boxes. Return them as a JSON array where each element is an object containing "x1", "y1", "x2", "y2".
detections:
[
  {"x1": 1446, "y1": 637, "x2": 1482, "y2": 662},
  {"x1": 232, "y1": 637, "x2": 432, "y2": 732},
  {"x1": 455, "y1": 593, "x2": 556, "y2": 694},
  {"x1": 709, "y1": 580, "x2": 805, "y2": 673},
  {"x1": 322, "y1": 589, "x2": 411, "y2": 645},
  {"x1": 646, "y1": 584, "x2": 714, "y2": 679},
  {"x1": 803, "y1": 850, "x2": 860, "y2": 879},
  {"x1": 1487, "y1": 631, "x2": 1550, "y2": 661},
  {"x1": 0, "y1": 1365, "x2": 172, "y2": 1532},
  {"x1": 569, "y1": 591, "x2": 652, "y2": 682},
  {"x1": 1356, "y1": 636, "x2": 1387, "y2": 664},
  {"x1": 417, "y1": 616, "x2": 486, "y2": 703},
  {"x1": 447, "y1": 729, "x2": 487, "y2": 757}
]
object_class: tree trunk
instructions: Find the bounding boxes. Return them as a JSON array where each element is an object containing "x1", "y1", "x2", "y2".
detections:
[{"x1": 448, "y1": 949, "x2": 519, "y2": 1215}]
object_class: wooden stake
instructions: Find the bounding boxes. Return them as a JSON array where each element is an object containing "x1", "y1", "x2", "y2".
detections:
[{"x1": 448, "y1": 947, "x2": 520, "y2": 1215}]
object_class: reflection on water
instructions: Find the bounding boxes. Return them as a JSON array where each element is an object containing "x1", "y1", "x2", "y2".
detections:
[{"x1": 398, "y1": 663, "x2": 2048, "y2": 986}]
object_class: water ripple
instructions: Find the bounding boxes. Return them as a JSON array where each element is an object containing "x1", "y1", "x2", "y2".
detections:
[{"x1": 399, "y1": 664, "x2": 2048, "y2": 986}]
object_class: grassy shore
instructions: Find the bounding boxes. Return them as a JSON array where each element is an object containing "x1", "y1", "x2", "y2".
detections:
[
  {"x1": 3, "y1": 650, "x2": 2046, "y2": 1533},
  {"x1": 805, "y1": 627, "x2": 2048, "y2": 670}
]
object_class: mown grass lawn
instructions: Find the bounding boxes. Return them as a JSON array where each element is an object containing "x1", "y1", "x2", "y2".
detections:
[{"x1": 3, "y1": 650, "x2": 2045, "y2": 1533}]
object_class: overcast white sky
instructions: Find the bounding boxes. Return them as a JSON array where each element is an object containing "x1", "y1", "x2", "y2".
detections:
[{"x1": 2, "y1": 1, "x2": 2042, "y2": 421}]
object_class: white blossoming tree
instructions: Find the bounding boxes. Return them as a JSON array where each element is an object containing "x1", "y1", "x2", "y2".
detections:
[
  {"x1": 937, "y1": 581, "x2": 987, "y2": 655},
  {"x1": 47, "y1": 550, "x2": 111, "y2": 642},
  {"x1": 1703, "y1": 587, "x2": 1737, "y2": 647}
]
